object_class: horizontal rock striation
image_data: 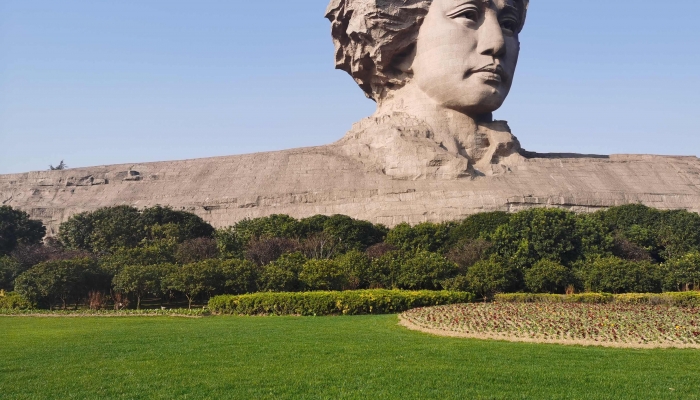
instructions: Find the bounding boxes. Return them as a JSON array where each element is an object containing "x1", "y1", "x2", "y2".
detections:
[{"x1": 2, "y1": 145, "x2": 699, "y2": 235}]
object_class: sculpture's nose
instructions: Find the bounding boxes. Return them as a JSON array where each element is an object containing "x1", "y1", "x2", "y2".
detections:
[{"x1": 477, "y1": 12, "x2": 506, "y2": 58}]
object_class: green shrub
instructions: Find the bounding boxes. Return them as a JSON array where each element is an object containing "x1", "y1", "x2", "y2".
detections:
[
  {"x1": 209, "y1": 289, "x2": 474, "y2": 316},
  {"x1": 14, "y1": 257, "x2": 109, "y2": 310},
  {"x1": 524, "y1": 260, "x2": 571, "y2": 294},
  {"x1": 582, "y1": 257, "x2": 662, "y2": 294},
  {"x1": 0, "y1": 255, "x2": 22, "y2": 291},
  {"x1": 334, "y1": 250, "x2": 373, "y2": 289},
  {"x1": 395, "y1": 251, "x2": 457, "y2": 290},
  {"x1": 113, "y1": 264, "x2": 175, "y2": 309},
  {"x1": 0, "y1": 206, "x2": 46, "y2": 256},
  {"x1": 0, "y1": 291, "x2": 33, "y2": 309},
  {"x1": 58, "y1": 205, "x2": 213, "y2": 252},
  {"x1": 257, "y1": 253, "x2": 307, "y2": 292},
  {"x1": 662, "y1": 252, "x2": 700, "y2": 292},
  {"x1": 466, "y1": 256, "x2": 520, "y2": 299},
  {"x1": 491, "y1": 208, "x2": 611, "y2": 269},
  {"x1": 386, "y1": 222, "x2": 451, "y2": 253},
  {"x1": 220, "y1": 259, "x2": 258, "y2": 295},
  {"x1": 299, "y1": 259, "x2": 347, "y2": 291},
  {"x1": 165, "y1": 260, "x2": 224, "y2": 308},
  {"x1": 447, "y1": 211, "x2": 511, "y2": 244}
]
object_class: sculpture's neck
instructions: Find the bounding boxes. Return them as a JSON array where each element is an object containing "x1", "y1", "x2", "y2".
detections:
[{"x1": 375, "y1": 84, "x2": 484, "y2": 159}]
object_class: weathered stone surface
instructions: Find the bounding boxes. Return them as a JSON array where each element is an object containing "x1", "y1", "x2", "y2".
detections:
[{"x1": 2, "y1": 147, "x2": 699, "y2": 235}]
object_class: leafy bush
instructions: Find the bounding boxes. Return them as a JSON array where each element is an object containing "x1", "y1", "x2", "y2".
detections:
[
  {"x1": 466, "y1": 257, "x2": 520, "y2": 299},
  {"x1": 209, "y1": 289, "x2": 474, "y2": 316},
  {"x1": 395, "y1": 251, "x2": 457, "y2": 290},
  {"x1": 0, "y1": 291, "x2": 33, "y2": 309},
  {"x1": 164, "y1": 260, "x2": 222, "y2": 308},
  {"x1": 220, "y1": 259, "x2": 258, "y2": 295},
  {"x1": 99, "y1": 244, "x2": 176, "y2": 275},
  {"x1": 491, "y1": 208, "x2": 611, "y2": 269},
  {"x1": 386, "y1": 222, "x2": 451, "y2": 253},
  {"x1": 524, "y1": 260, "x2": 571, "y2": 294},
  {"x1": 58, "y1": 205, "x2": 213, "y2": 252},
  {"x1": 299, "y1": 259, "x2": 347, "y2": 291},
  {"x1": 581, "y1": 257, "x2": 662, "y2": 294},
  {"x1": 446, "y1": 239, "x2": 492, "y2": 271},
  {"x1": 334, "y1": 250, "x2": 373, "y2": 289},
  {"x1": 175, "y1": 238, "x2": 218, "y2": 264},
  {"x1": 0, "y1": 255, "x2": 22, "y2": 291},
  {"x1": 662, "y1": 252, "x2": 700, "y2": 292},
  {"x1": 14, "y1": 257, "x2": 109, "y2": 310},
  {"x1": 257, "y1": 253, "x2": 307, "y2": 292},
  {"x1": 447, "y1": 211, "x2": 511, "y2": 243},
  {"x1": 245, "y1": 237, "x2": 299, "y2": 266},
  {"x1": 113, "y1": 264, "x2": 175, "y2": 309},
  {"x1": 0, "y1": 206, "x2": 45, "y2": 256}
]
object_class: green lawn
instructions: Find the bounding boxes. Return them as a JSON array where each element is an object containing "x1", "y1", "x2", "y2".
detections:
[{"x1": 1, "y1": 315, "x2": 699, "y2": 399}]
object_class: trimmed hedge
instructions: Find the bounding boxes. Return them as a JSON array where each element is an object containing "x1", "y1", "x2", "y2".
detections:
[
  {"x1": 495, "y1": 292, "x2": 700, "y2": 307},
  {"x1": 209, "y1": 290, "x2": 474, "y2": 316}
]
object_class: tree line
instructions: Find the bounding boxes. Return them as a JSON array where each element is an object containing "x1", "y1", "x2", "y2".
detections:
[{"x1": 1, "y1": 203, "x2": 700, "y2": 309}]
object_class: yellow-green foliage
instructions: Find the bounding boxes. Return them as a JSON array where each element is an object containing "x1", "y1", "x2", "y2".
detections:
[
  {"x1": 209, "y1": 289, "x2": 474, "y2": 316},
  {"x1": 495, "y1": 292, "x2": 700, "y2": 306},
  {"x1": 0, "y1": 291, "x2": 33, "y2": 309}
]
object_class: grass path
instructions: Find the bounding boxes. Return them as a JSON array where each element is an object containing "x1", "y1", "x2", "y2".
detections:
[{"x1": 1, "y1": 315, "x2": 699, "y2": 399}]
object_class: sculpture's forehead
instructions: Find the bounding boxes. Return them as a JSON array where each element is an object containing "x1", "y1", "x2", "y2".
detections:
[{"x1": 440, "y1": 0, "x2": 517, "y2": 10}]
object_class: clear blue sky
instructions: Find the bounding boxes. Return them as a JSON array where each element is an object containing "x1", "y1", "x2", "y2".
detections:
[{"x1": 1, "y1": 0, "x2": 699, "y2": 174}]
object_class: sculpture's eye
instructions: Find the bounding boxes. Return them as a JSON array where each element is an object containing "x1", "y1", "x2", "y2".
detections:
[
  {"x1": 499, "y1": 16, "x2": 519, "y2": 36},
  {"x1": 459, "y1": 9, "x2": 480, "y2": 22},
  {"x1": 447, "y1": 6, "x2": 481, "y2": 23}
]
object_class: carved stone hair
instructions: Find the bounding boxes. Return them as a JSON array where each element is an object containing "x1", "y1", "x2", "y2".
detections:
[{"x1": 325, "y1": 0, "x2": 528, "y2": 101}]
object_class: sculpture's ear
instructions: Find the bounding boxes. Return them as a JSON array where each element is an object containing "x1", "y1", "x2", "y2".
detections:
[{"x1": 390, "y1": 43, "x2": 417, "y2": 75}]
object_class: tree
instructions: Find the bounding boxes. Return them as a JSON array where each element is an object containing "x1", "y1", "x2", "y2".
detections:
[
  {"x1": 0, "y1": 206, "x2": 46, "y2": 256},
  {"x1": 0, "y1": 256, "x2": 21, "y2": 291},
  {"x1": 581, "y1": 257, "x2": 662, "y2": 294},
  {"x1": 524, "y1": 260, "x2": 571, "y2": 294},
  {"x1": 257, "y1": 253, "x2": 306, "y2": 292},
  {"x1": 386, "y1": 222, "x2": 451, "y2": 253},
  {"x1": 662, "y1": 252, "x2": 700, "y2": 292},
  {"x1": 99, "y1": 244, "x2": 176, "y2": 276},
  {"x1": 335, "y1": 250, "x2": 373, "y2": 289},
  {"x1": 58, "y1": 205, "x2": 214, "y2": 253},
  {"x1": 446, "y1": 239, "x2": 493, "y2": 272},
  {"x1": 447, "y1": 211, "x2": 511, "y2": 244},
  {"x1": 220, "y1": 259, "x2": 258, "y2": 294},
  {"x1": 175, "y1": 238, "x2": 218, "y2": 264},
  {"x1": 113, "y1": 264, "x2": 172, "y2": 309},
  {"x1": 14, "y1": 257, "x2": 106, "y2": 310},
  {"x1": 395, "y1": 251, "x2": 457, "y2": 290},
  {"x1": 245, "y1": 237, "x2": 299, "y2": 266},
  {"x1": 321, "y1": 214, "x2": 387, "y2": 252},
  {"x1": 49, "y1": 160, "x2": 67, "y2": 170},
  {"x1": 466, "y1": 257, "x2": 519, "y2": 300},
  {"x1": 165, "y1": 260, "x2": 222, "y2": 309},
  {"x1": 491, "y1": 208, "x2": 606, "y2": 269}
]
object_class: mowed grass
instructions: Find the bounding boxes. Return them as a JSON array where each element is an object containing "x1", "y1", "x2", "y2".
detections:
[{"x1": 1, "y1": 315, "x2": 699, "y2": 399}]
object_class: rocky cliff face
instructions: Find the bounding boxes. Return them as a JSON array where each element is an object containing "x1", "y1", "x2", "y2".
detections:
[{"x1": 2, "y1": 145, "x2": 699, "y2": 235}]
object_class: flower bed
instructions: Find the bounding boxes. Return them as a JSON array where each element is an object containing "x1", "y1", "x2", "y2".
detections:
[{"x1": 400, "y1": 303, "x2": 700, "y2": 348}]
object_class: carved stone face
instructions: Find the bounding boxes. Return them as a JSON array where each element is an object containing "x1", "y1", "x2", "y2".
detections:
[{"x1": 411, "y1": 0, "x2": 523, "y2": 115}]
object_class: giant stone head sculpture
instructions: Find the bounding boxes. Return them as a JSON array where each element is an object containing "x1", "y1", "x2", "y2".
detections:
[{"x1": 326, "y1": 0, "x2": 530, "y2": 179}]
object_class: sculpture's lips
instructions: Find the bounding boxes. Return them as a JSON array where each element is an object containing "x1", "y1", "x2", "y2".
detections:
[{"x1": 469, "y1": 65, "x2": 507, "y2": 83}]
